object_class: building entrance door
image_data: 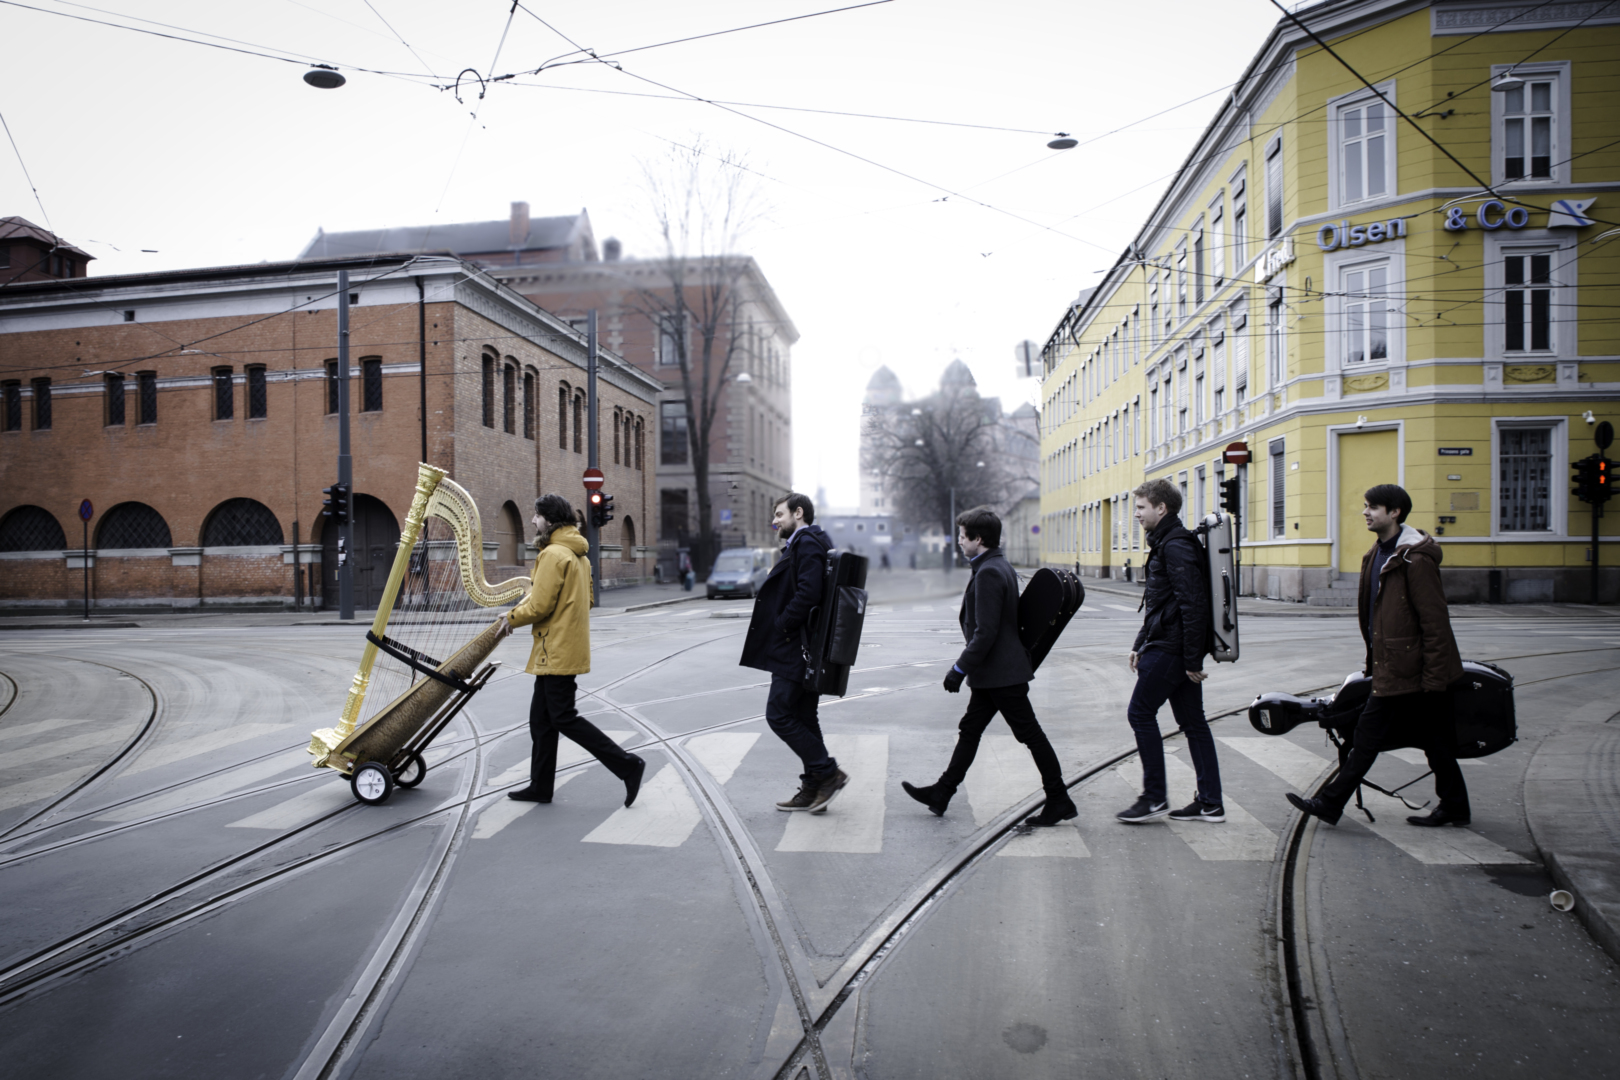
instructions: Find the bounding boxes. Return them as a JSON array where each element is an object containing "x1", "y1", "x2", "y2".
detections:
[
  {"x1": 321, "y1": 494, "x2": 400, "y2": 610},
  {"x1": 1337, "y1": 429, "x2": 1399, "y2": 573}
]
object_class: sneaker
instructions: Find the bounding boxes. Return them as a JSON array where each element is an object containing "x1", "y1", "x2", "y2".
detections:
[
  {"x1": 1116, "y1": 796, "x2": 1169, "y2": 824},
  {"x1": 776, "y1": 785, "x2": 816, "y2": 811},
  {"x1": 806, "y1": 769, "x2": 850, "y2": 814},
  {"x1": 1168, "y1": 800, "x2": 1226, "y2": 823}
]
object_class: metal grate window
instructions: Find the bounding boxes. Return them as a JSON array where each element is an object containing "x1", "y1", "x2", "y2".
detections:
[
  {"x1": 1270, "y1": 438, "x2": 1286, "y2": 538},
  {"x1": 247, "y1": 366, "x2": 268, "y2": 419},
  {"x1": 105, "y1": 374, "x2": 126, "y2": 426},
  {"x1": 202, "y1": 498, "x2": 284, "y2": 546},
  {"x1": 558, "y1": 385, "x2": 569, "y2": 449},
  {"x1": 1499, "y1": 427, "x2": 1552, "y2": 532},
  {"x1": 573, "y1": 394, "x2": 584, "y2": 453},
  {"x1": 481, "y1": 353, "x2": 495, "y2": 427},
  {"x1": 32, "y1": 378, "x2": 51, "y2": 430},
  {"x1": 326, "y1": 361, "x2": 340, "y2": 414},
  {"x1": 138, "y1": 371, "x2": 158, "y2": 425},
  {"x1": 0, "y1": 505, "x2": 67, "y2": 552},
  {"x1": 96, "y1": 502, "x2": 173, "y2": 549},
  {"x1": 213, "y1": 368, "x2": 234, "y2": 420},
  {"x1": 502, "y1": 363, "x2": 515, "y2": 433},
  {"x1": 523, "y1": 371, "x2": 535, "y2": 439},
  {"x1": 361, "y1": 358, "x2": 383, "y2": 412},
  {"x1": 3, "y1": 381, "x2": 19, "y2": 431}
]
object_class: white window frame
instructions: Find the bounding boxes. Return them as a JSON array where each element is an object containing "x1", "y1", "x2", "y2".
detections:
[
  {"x1": 1327, "y1": 81, "x2": 1397, "y2": 211},
  {"x1": 1209, "y1": 192, "x2": 1226, "y2": 286},
  {"x1": 1492, "y1": 416, "x2": 1567, "y2": 537},
  {"x1": 1230, "y1": 164, "x2": 1249, "y2": 271},
  {"x1": 1265, "y1": 287, "x2": 1286, "y2": 392},
  {"x1": 1484, "y1": 229, "x2": 1578, "y2": 361},
  {"x1": 1324, "y1": 241, "x2": 1406, "y2": 372},
  {"x1": 1265, "y1": 135, "x2": 1284, "y2": 239},
  {"x1": 1490, "y1": 61, "x2": 1571, "y2": 186}
]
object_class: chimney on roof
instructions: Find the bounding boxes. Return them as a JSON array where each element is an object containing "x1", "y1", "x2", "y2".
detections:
[
  {"x1": 510, "y1": 201, "x2": 530, "y2": 247},
  {"x1": 603, "y1": 237, "x2": 621, "y2": 261}
]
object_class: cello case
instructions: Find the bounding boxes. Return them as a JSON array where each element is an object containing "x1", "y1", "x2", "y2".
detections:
[
  {"x1": 1017, "y1": 567, "x2": 1084, "y2": 673},
  {"x1": 1199, "y1": 511, "x2": 1240, "y2": 663},
  {"x1": 803, "y1": 550, "x2": 870, "y2": 698}
]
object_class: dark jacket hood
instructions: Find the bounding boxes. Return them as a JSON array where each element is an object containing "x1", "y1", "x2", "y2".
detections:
[
  {"x1": 1379, "y1": 525, "x2": 1442, "y2": 573},
  {"x1": 783, "y1": 523, "x2": 831, "y2": 554}
]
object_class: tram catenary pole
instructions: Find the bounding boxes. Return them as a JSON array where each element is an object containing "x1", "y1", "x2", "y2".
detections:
[
  {"x1": 338, "y1": 269, "x2": 354, "y2": 621},
  {"x1": 586, "y1": 310, "x2": 601, "y2": 607}
]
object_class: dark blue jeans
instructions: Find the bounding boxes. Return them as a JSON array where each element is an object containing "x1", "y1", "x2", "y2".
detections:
[
  {"x1": 1126, "y1": 646, "x2": 1223, "y2": 806},
  {"x1": 766, "y1": 674, "x2": 837, "y2": 782}
]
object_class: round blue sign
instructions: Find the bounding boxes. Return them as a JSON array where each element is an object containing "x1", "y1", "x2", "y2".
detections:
[{"x1": 79, "y1": 499, "x2": 93, "y2": 522}]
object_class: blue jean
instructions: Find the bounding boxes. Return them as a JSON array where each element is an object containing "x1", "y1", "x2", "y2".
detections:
[
  {"x1": 1126, "y1": 646, "x2": 1223, "y2": 806},
  {"x1": 766, "y1": 674, "x2": 837, "y2": 782}
]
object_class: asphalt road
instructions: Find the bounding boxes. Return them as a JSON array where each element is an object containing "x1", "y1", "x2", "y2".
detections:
[{"x1": 1, "y1": 569, "x2": 1617, "y2": 1079}]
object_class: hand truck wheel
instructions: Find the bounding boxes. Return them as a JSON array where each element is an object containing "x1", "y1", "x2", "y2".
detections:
[
  {"x1": 394, "y1": 750, "x2": 426, "y2": 789},
  {"x1": 351, "y1": 761, "x2": 394, "y2": 805}
]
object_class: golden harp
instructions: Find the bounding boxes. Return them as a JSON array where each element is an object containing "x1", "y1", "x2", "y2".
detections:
[{"x1": 308, "y1": 463, "x2": 529, "y2": 802}]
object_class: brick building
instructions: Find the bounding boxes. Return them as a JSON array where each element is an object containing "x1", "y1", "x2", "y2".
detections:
[
  {"x1": 0, "y1": 250, "x2": 661, "y2": 611},
  {"x1": 301, "y1": 204, "x2": 798, "y2": 573}
]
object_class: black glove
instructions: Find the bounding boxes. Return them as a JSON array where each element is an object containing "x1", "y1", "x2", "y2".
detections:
[{"x1": 943, "y1": 667, "x2": 965, "y2": 694}]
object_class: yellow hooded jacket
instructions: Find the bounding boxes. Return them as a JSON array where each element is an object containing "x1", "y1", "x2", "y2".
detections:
[{"x1": 506, "y1": 524, "x2": 592, "y2": 676}]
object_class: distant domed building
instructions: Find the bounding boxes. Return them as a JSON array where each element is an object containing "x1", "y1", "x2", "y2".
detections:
[
  {"x1": 859, "y1": 366, "x2": 903, "y2": 515},
  {"x1": 940, "y1": 358, "x2": 977, "y2": 390}
]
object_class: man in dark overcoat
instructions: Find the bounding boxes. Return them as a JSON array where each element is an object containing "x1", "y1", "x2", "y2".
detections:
[
  {"x1": 741, "y1": 493, "x2": 849, "y2": 813},
  {"x1": 901, "y1": 507, "x2": 1077, "y2": 827},
  {"x1": 1290, "y1": 483, "x2": 1469, "y2": 826}
]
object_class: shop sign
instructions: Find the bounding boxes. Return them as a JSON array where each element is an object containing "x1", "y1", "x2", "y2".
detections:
[
  {"x1": 1548, "y1": 198, "x2": 1597, "y2": 228},
  {"x1": 1316, "y1": 217, "x2": 1409, "y2": 251},
  {"x1": 1256, "y1": 236, "x2": 1295, "y2": 283},
  {"x1": 1444, "y1": 199, "x2": 1533, "y2": 231}
]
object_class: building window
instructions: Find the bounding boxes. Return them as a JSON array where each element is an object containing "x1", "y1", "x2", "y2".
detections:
[
  {"x1": 202, "y1": 497, "x2": 284, "y2": 546},
  {"x1": 1266, "y1": 290, "x2": 1286, "y2": 391},
  {"x1": 1342, "y1": 259, "x2": 1392, "y2": 365},
  {"x1": 1497, "y1": 72, "x2": 1559, "y2": 182},
  {"x1": 96, "y1": 501, "x2": 173, "y2": 549},
  {"x1": 1209, "y1": 194, "x2": 1225, "y2": 285},
  {"x1": 1148, "y1": 273, "x2": 1160, "y2": 346},
  {"x1": 2, "y1": 381, "x2": 20, "y2": 432},
  {"x1": 1336, "y1": 93, "x2": 1390, "y2": 205},
  {"x1": 481, "y1": 353, "x2": 495, "y2": 428},
  {"x1": 326, "y1": 361, "x2": 340, "y2": 414},
  {"x1": 558, "y1": 384, "x2": 569, "y2": 449},
  {"x1": 1232, "y1": 169, "x2": 1248, "y2": 268},
  {"x1": 1194, "y1": 355, "x2": 1206, "y2": 424},
  {"x1": 0, "y1": 505, "x2": 66, "y2": 551},
  {"x1": 1265, "y1": 136, "x2": 1284, "y2": 239},
  {"x1": 523, "y1": 370, "x2": 535, "y2": 439},
  {"x1": 105, "y1": 373, "x2": 126, "y2": 427},
  {"x1": 246, "y1": 365, "x2": 267, "y2": 419},
  {"x1": 501, "y1": 363, "x2": 515, "y2": 432},
  {"x1": 661, "y1": 401, "x2": 690, "y2": 465},
  {"x1": 573, "y1": 394, "x2": 584, "y2": 453},
  {"x1": 660, "y1": 488, "x2": 689, "y2": 540},
  {"x1": 1504, "y1": 252, "x2": 1552, "y2": 353},
  {"x1": 212, "y1": 368, "x2": 234, "y2": 420},
  {"x1": 362, "y1": 358, "x2": 383, "y2": 413},
  {"x1": 1269, "y1": 437, "x2": 1286, "y2": 538},
  {"x1": 1175, "y1": 242, "x2": 1188, "y2": 320},
  {"x1": 30, "y1": 378, "x2": 51, "y2": 430},
  {"x1": 613, "y1": 409, "x2": 622, "y2": 465},
  {"x1": 138, "y1": 371, "x2": 158, "y2": 425},
  {"x1": 1193, "y1": 221, "x2": 1205, "y2": 306},
  {"x1": 657, "y1": 314, "x2": 683, "y2": 367},
  {"x1": 1499, "y1": 426, "x2": 1553, "y2": 532},
  {"x1": 634, "y1": 416, "x2": 645, "y2": 470}
]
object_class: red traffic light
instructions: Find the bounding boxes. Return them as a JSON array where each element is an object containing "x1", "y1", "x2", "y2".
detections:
[{"x1": 588, "y1": 490, "x2": 605, "y2": 507}]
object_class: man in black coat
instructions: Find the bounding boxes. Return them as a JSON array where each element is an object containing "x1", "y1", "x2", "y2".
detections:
[
  {"x1": 741, "y1": 493, "x2": 849, "y2": 813},
  {"x1": 900, "y1": 507, "x2": 1077, "y2": 827},
  {"x1": 1118, "y1": 478, "x2": 1225, "y2": 824}
]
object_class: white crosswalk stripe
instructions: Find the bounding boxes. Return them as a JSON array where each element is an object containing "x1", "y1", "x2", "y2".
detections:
[
  {"x1": 962, "y1": 735, "x2": 1090, "y2": 858},
  {"x1": 1218, "y1": 736, "x2": 1334, "y2": 792},
  {"x1": 0, "y1": 726, "x2": 130, "y2": 771},
  {"x1": 1347, "y1": 789, "x2": 1531, "y2": 865},
  {"x1": 1162, "y1": 756, "x2": 1277, "y2": 860},
  {"x1": 98, "y1": 756, "x2": 307, "y2": 822},
  {"x1": 777, "y1": 733, "x2": 888, "y2": 854},
  {"x1": 226, "y1": 781, "x2": 352, "y2": 829},
  {"x1": 0, "y1": 764, "x2": 99, "y2": 812},
  {"x1": 0, "y1": 716, "x2": 106, "y2": 744},
  {"x1": 581, "y1": 765, "x2": 697, "y2": 848},
  {"x1": 473, "y1": 773, "x2": 583, "y2": 839},
  {"x1": 126, "y1": 723, "x2": 295, "y2": 775},
  {"x1": 1385, "y1": 747, "x2": 1484, "y2": 767}
]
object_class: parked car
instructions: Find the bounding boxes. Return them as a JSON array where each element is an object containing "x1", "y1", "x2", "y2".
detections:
[{"x1": 707, "y1": 547, "x2": 775, "y2": 599}]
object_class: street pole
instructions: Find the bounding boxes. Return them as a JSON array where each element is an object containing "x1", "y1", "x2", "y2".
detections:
[
  {"x1": 1592, "y1": 501, "x2": 1601, "y2": 606},
  {"x1": 82, "y1": 516, "x2": 89, "y2": 621},
  {"x1": 946, "y1": 486, "x2": 955, "y2": 574},
  {"x1": 586, "y1": 309, "x2": 601, "y2": 607},
  {"x1": 338, "y1": 269, "x2": 354, "y2": 621}
]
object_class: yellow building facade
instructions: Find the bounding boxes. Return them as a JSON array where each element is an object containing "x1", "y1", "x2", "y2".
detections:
[{"x1": 1038, "y1": 0, "x2": 1620, "y2": 605}]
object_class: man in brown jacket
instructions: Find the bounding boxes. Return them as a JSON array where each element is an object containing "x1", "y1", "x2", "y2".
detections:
[{"x1": 1288, "y1": 484, "x2": 1469, "y2": 827}]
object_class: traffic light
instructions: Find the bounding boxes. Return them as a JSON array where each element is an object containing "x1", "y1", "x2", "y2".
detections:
[
  {"x1": 322, "y1": 482, "x2": 350, "y2": 526},
  {"x1": 1573, "y1": 455, "x2": 1597, "y2": 504},
  {"x1": 1598, "y1": 456, "x2": 1613, "y2": 504},
  {"x1": 1220, "y1": 476, "x2": 1242, "y2": 517},
  {"x1": 588, "y1": 490, "x2": 614, "y2": 528}
]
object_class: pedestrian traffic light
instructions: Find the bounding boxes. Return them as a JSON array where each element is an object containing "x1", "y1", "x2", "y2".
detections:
[
  {"x1": 322, "y1": 482, "x2": 350, "y2": 526},
  {"x1": 588, "y1": 490, "x2": 614, "y2": 527},
  {"x1": 1220, "y1": 476, "x2": 1242, "y2": 517},
  {"x1": 1573, "y1": 455, "x2": 1598, "y2": 504}
]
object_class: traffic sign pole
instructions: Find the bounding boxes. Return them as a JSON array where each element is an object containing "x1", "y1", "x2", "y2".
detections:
[{"x1": 79, "y1": 499, "x2": 93, "y2": 621}]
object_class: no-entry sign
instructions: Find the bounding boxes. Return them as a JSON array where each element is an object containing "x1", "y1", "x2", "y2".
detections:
[
  {"x1": 1222, "y1": 442, "x2": 1251, "y2": 466},
  {"x1": 582, "y1": 467, "x2": 605, "y2": 491}
]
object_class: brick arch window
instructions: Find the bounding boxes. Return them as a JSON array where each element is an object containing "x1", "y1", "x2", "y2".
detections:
[
  {"x1": 96, "y1": 502, "x2": 173, "y2": 549},
  {"x1": 620, "y1": 515, "x2": 637, "y2": 560},
  {"x1": 202, "y1": 498, "x2": 284, "y2": 546},
  {"x1": 635, "y1": 415, "x2": 645, "y2": 470},
  {"x1": 572, "y1": 392, "x2": 584, "y2": 453},
  {"x1": 481, "y1": 350, "x2": 497, "y2": 428},
  {"x1": 558, "y1": 382, "x2": 570, "y2": 449},
  {"x1": 523, "y1": 367, "x2": 536, "y2": 439},
  {"x1": 502, "y1": 359, "x2": 517, "y2": 434},
  {"x1": 0, "y1": 505, "x2": 67, "y2": 552},
  {"x1": 360, "y1": 356, "x2": 383, "y2": 413},
  {"x1": 612, "y1": 408, "x2": 623, "y2": 464}
]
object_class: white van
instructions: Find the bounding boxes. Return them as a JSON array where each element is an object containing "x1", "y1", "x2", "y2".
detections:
[{"x1": 707, "y1": 547, "x2": 776, "y2": 599}]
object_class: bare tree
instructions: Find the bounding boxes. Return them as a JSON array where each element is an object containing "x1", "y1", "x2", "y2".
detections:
[
  {"x1": 623, "y1": 139, "x2": 768, "y2": 572},
  {"x1": 866, "y1": 379, "x2": 1011, "y2": 548}
]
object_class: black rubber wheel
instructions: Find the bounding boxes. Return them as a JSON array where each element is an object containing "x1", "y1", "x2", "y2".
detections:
[
  {"x1": 351, "y1": 761, "x2": 394, "y2": 805},
  {"x1": 394, "y1": 750, "x2": 426, "y2": 789}
]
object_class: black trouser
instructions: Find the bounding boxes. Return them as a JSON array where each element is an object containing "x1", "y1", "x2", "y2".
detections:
[
  {"x1": 528, "y1": 674, "x2": 639, "y2": 799},
  {"x1": 766, "y1": 674, "x2": 837, "y2": 783},
  {"x1": 938, "y1": 683, "x2": 1071, "y2": 806},
  {"x1": 1319, "y1": 690, "x2": 1469, "y2": 816}
]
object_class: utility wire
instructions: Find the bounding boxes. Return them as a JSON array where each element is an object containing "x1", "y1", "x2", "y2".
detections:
[{"x1": 360, "y1": 0, "x2": 439, "y2": 79}]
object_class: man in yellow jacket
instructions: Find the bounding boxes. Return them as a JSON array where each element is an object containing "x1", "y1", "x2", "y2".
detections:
[{"x1": 499, "y1": 494, "x2": 645, "y2": 807}]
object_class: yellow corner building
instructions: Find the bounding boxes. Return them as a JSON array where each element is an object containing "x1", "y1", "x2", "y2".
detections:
[{"x1": 1038, "y1": 0, "x2": 1620, "y2": 605}]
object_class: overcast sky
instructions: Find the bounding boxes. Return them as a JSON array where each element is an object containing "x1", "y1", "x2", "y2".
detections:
[{"x1": 2, "y1": 0, "x2": 1284, "y2": 508}]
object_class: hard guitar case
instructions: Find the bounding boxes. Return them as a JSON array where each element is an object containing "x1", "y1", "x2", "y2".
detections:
[
  {"x1": 803, "y1": 550, "x2": 870, "y2": 697},
  {"x1": 1198, "y1": 511, "x2": 1240, "y2": 663},
  {"x1": 1016, "y1": 567, "x2": 1085, "y2": 673}
]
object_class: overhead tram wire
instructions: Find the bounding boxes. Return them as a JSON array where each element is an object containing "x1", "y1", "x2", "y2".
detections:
[{"x1": 360, "y1": 0, "x2": 440, "y2": 79}]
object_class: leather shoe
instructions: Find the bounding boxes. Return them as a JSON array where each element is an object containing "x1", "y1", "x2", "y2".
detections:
[
  {"x1": 623, "y1": 755, "x2": 646, "y2": 808},
  {"x1": 1024, "y1": 799, "x2": 1078, "y2": 827},
  {"x1": 1407, "y1": 807, "x2": 1470, "y2": 827},
  {"x1": 1286, "y1": 792, "x2": 1341, "y2": 826},
  {"x1": 902, "y1": 780, "x2": 952, "y2": 817},
  {"x1": 508, "y1": 787, "x2": 550, "y2": 803}
]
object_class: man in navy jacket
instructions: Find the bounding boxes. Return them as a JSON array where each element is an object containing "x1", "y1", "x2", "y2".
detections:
[
  {"x1": 900, "y1": 507, "x2": 1077, "y2": 827},
  {"x1": 741, "y1": 493, "x2": 849, "y2": 813}
]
